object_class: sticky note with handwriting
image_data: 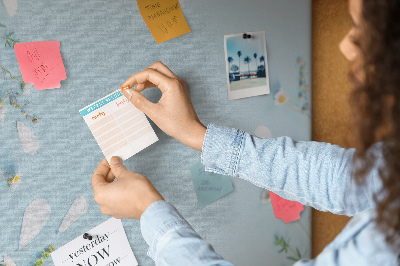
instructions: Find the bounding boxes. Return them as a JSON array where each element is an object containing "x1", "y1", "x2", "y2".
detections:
[
  {"x1": 79, "y1": 90, "x2": 158, "y2": 162},
  {"x1": 137, "y1": 0, "x2": 191, "y2": 44},
  {"x1": 51, "y1": 218, "x2": 138, "y2": 266},
  {"x1": 190, "y1": 161, "x2": 233, "y2": 208},
  {"x1": 270, "y1": 192, "x2": 304, "y2": 223},
  {"x1": 14, "y1": 41, "x2": 67, "y2": 90}
]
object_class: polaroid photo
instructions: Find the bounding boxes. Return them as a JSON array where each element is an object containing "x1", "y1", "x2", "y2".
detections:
[{"x1": 224, "y1": 31, "x2": 270, "y2": 100}]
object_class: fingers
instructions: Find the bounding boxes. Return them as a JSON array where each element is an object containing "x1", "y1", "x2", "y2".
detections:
[
  {"x1": 91, "y1": 158, "x2": 111, "y2": 189},
  {"x1": 109, "y1": 156, "x2": 129, "y2": 179},
  {"x1": 122, "y1": 89, "x2": 158, "y2": 117},
  {"x1": 135, "y1": 81, "x2": 156, "y2": 92},
  {"x1": 147, "y1": 61, "x2": 177, "y2": 79},
  {"x1": 105, "y1": 169, "x2": 116, "y2": 183},
  {"x1": 121, "y1": 68, "x2": 173, "y2": 94}
]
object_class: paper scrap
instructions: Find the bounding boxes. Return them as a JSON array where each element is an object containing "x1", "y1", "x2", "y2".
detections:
[
  {"x1": 270, "y1": 192, "x2": 304, "y2": 223},
  {"x1": 58, "y1": 196, "x2": 89, "y2": 234},
  {"x1": 14, "y1": 41, "x2": 67, "y2": 90},
  {"x1": 2, "y1": 0, "x2": 17, "y2": 16},
  {"x1": 190, "y1": 161, "x2": 233, "y2": 208},
  {"x1": 0, "y1": 254, "x2": 16, "y2": 266},
  {"x1": 17, "y1": 120, "x2": 39, "y2": 155},
  {"x1": 137, "y1": 0, "x2": 191, "y2": 44},
  {"x1": 52, "y1": 218, "x2": 138, "y2": 266},
  {"x1": 19, "y1": 199, "x2": 51, "y2": 250}
]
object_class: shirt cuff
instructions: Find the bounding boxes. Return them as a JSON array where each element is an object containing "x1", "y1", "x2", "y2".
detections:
[
  {"x1": 201, "y1": 124, "x2": 245, "y2": 176},
  {"x1": 140, "y1": 200, "x2": 192, "y2": 260}
]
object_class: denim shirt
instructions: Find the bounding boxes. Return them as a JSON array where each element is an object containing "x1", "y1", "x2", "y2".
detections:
[{"x1": 140, "y1": 124, "x2": 399, "y2": 265}]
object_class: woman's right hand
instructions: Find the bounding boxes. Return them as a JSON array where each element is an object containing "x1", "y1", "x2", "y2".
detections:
[{"x1": 120, "y1": 61, "x2": 207, "y2": 152}]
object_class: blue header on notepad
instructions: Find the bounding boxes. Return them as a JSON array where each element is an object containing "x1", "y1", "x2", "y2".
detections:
[{"x1": 80, "y1": 91, "x2": 123, "y2": 116}]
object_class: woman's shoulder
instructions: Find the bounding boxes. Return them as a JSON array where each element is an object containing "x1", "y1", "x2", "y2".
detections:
[{"x1": 321, "y1": 209, "x2": 399, "y2": 265}]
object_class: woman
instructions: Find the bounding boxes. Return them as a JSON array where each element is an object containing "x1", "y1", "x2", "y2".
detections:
[{"x1": 91, "y1": 0, "x2": 400, "y2": 264}]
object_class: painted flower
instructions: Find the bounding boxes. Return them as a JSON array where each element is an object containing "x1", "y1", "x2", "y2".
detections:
[
  {"x1": 274, "y1": 88, "x2": 288, "y2": 105},
  {"x1": 0, "y1": 255, "x2": 16, "y2": 266},
  {"x1": 260, "y1": 189, "x2": 271, "y2": 203},
  {"x1": 6, "y1": 173, "x2": 22, "y2": 191}
]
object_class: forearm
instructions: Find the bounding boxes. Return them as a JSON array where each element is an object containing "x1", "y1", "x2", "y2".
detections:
[
  {"x1": 140, "y1": 200, "x2": 234, "y2": 266},
  {"x1": 201, "y1": 124, "x2": 380, "y2": 216}
]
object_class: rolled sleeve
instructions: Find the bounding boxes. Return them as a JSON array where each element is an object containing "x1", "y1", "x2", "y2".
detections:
[{"x1": 201, "y1": 124, "x2": 245, "y2": 176}]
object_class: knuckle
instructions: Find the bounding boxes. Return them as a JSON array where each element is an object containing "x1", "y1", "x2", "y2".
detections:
[
  {"x1": 155, "y1": 61, "x2": 164, "y2": 67},
  {"x1": 134, "y1": 96, "x2": 142, "y2": 107},
  {"x1": 93, "y1": 190, "x2": 103, "y2": 203},
  {"x1": 170, "y1": 78, "x2": 181, "y2": 88}
]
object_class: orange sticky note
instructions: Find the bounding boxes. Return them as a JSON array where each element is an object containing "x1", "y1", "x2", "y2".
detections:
[
  {"x1": 137, "y1": 0, "x2": 191, "y2": 44},
  {"x1": 14, "y1": 41, "x2": 67, "y2": 90},
  {"x1": 270, "y1": 192, "x2": 304, "y2": 223}
]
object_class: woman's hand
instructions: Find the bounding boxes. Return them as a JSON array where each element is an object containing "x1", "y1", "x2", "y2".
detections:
[
  {"x1": 91, "y1": 157, "x2": 164, "y2": 219},
  {"x1": 120, "y1": 61, "x2": 206, "y2": 152}
]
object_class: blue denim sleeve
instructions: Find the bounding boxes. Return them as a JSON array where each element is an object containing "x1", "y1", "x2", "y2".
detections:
[
  {"x1": 201, "y1": 124, "x2": 382, "y2": 216},
  {"x1": 140, "y1": 200, "x2": 235, "y2": 265}
]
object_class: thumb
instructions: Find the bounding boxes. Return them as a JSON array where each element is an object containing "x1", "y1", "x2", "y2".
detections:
[
  {"x1": 109, "y1": 156, "x2": 129, "y2": 178},
  {"x1": 123, "y1": 89, "x2": 155, "y2": 116}
]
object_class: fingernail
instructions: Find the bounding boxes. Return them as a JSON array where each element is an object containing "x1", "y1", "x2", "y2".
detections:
[
  {"x1": 110, "y1": 156, "x2": 122, "y2": 165},
  {"x1": 125, "y1": 89, "x2": 133, "y2": 100}
]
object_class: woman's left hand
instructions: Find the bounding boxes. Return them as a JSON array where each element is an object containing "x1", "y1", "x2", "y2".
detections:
[{"x1": 91, "y1": 157, "x2": 164, "y2": 219}]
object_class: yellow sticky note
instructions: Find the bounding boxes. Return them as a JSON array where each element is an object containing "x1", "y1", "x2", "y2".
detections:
[{"x1": 137, "y1": 0, "x2": 191, "y2": 44}]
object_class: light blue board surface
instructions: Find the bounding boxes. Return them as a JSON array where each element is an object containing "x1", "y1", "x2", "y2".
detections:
[{"x1": 0, "y1": 0, "x2": 312, "y2": 265}]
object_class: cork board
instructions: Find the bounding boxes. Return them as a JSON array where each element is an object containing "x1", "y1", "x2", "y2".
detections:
[{"x1": 312, "y1": 0, "x2": 353, "y2": 257}]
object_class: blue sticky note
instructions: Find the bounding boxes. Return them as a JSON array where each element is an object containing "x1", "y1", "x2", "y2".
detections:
[{"x1": 190, "y1": 161, "x2": 233, "y2": 208}]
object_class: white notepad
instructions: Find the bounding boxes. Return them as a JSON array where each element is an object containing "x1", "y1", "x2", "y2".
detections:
[{"x1": 79, "y1": 89, "x2": 158, "y2": 162}]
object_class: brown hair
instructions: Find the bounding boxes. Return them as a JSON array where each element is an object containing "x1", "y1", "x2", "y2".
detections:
[{"x1": 350, "y1": 0, "x2": 400, "y2": 252}]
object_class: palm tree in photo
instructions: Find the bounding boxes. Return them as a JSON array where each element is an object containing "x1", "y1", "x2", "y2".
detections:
[
  {"x1": 260, "y1": 55, "x2": 266, "y2": 72},
  {"x1": 253, "y1": 53, "x2": 258, "y2": 75},
  {"x1": 237, "y1": 51, "x2": 242, "y2": 78},
  {"x1": 227, "y1": 56, "x2": 233, "y2": 73},
  {"x1": 244, "y1": 56, "x2": 251, "y2": 78}
]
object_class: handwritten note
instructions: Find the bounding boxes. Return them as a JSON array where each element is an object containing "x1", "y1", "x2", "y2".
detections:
[
  {"x1": 79, "y1": 90, "x2": 158, "y2": 162},
  {"x1": 51, "y1": 218, "x2": 138, "y2": 266},
  {"x1": 270, "y1": 192, "x2": 304, "y2": 223},
  {"x1": 14, "y1": 41, "x2": 67, "y2": 90},
  {"x1": 190, "y1": 162, "x2": 233, "y2": 208},
  {"x1": 137, "y1": 0, "x2": 191, "y2": 44}
]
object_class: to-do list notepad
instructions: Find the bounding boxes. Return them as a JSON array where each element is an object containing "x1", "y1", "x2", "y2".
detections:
[{"x1": 79, "y1": 90, "x2": 158, "y2": 161}]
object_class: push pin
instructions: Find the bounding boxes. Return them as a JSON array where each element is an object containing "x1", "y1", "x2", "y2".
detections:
[
  {"x1": 242, "y1": 33, "x2": 252, "y2": 39},
  {"x1": 120, "y1": 85, "x2": 130, "y2": 93},
  {"x1": 83, "y1": 233, "x2": 95, "y2": 240}
]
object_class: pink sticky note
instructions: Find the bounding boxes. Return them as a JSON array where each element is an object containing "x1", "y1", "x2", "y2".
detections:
[
  {"x1": 14, "y1": 41, "x2": 67, "y2": 90},
  {"x1": 270, "y1": 191, "x2": 304, "y2": 223}
]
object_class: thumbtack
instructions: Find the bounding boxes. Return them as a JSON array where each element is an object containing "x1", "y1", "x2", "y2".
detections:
[
  {"x1": 242, "y1": 33, "x2": 252, "y2": 39},
  {"x1": 83, "y1": 233, "x2": 95, "y2": 240},
  {"x1": 120, "y1": 85, "x2": 130, "y2": 93}
]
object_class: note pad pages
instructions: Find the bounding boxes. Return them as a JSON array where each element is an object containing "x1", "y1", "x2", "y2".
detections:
[{"x1": 79, "y1": 90, "x2": 158, "y2": 161}]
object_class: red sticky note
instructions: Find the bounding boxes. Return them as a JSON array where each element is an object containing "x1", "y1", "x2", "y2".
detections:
[
  {"x1": 14, "y1": 41, "x2": 67, "y2": 90},
  {"x1": 270, "y1": 191, "x2": 304, "y2": 223}
]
